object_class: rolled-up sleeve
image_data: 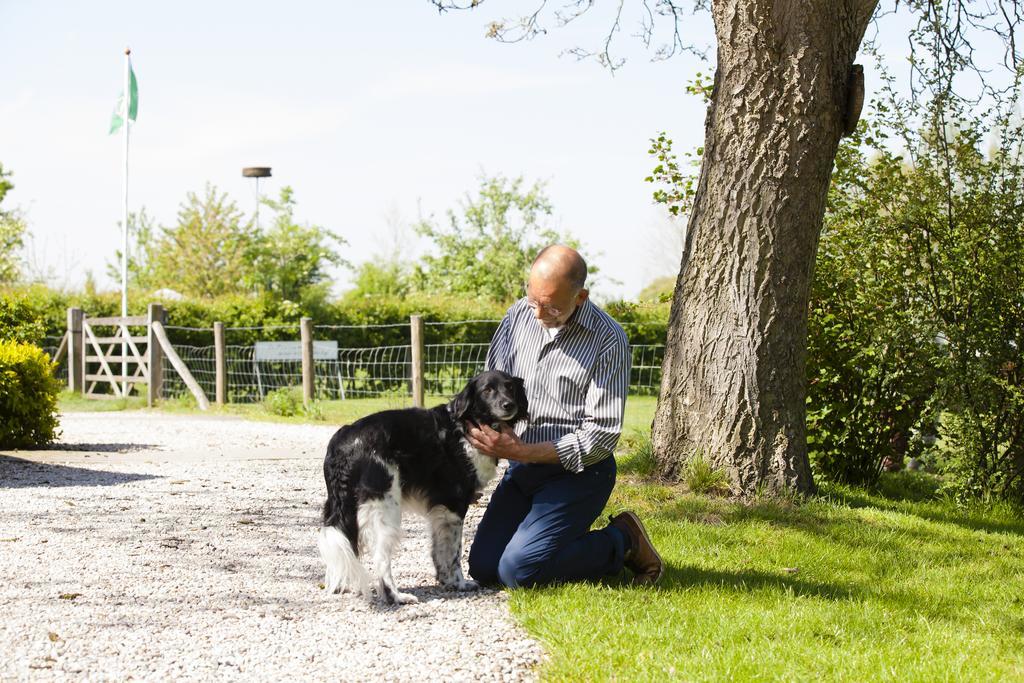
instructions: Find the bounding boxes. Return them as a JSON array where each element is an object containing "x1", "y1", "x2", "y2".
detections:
[{"x1": 553, "y1": 339, "x2": 631, "y2": 473}]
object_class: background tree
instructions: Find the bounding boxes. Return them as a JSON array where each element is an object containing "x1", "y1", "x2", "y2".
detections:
[
  {"x1": 105, "y1": 208, "x2": 159, "y2": 291},
  {"x1": 435, "y1": 1, "x2": 1023, "y2": 497},
  {"x1": 147, "y1": 183, "x2": 256, "y2": 298},
  {"x1": 346, "y1": 201, "x2": 415, "y2": 300},
  {"x1": 637, "y1": 275, "x2": 676, "y2": 303},
  {"x1": 412, "y1": 173, "x2": 580, "y2": 304},
  {"x1": 348, "y1": 260, "x2": 412, "y2": 300},
  {"x1": 248, "y1": 186, "x2": 347, "y2": 304},
  {"x1": 108, "y1": 186, "x2": 345, "y2": 303},
  {"x1": 0, "y1": 163, "x2": 26, "y2": 284}
]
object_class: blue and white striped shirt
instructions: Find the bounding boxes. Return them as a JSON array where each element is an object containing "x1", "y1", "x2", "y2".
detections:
[{"x1": 485, "y1": 298, "x2": 631, "y2": 473}]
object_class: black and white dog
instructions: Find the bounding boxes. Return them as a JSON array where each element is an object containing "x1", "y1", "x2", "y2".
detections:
[{"x1": 318, "y1": 370, "x2": 528, "y2": 604}]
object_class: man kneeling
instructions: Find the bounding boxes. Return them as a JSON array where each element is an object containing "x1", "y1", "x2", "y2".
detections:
[{"x1": 467, "y1": 245, "x2": 663, "y2": 588}]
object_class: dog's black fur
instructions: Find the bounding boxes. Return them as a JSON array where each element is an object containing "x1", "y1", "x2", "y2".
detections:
[{"x1": 318, "y1": 369, "x2": 528, "y2": 604}]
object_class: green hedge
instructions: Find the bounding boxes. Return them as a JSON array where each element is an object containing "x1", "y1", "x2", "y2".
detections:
[
  {"x1": 0, "y1": 340, "x2": 61, "y2": 448},
  {"x1": 17, "y1": 286, "x2": 672, "y2": 347}
]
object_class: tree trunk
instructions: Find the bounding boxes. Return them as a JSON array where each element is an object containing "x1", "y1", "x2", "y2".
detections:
[{"x1": 652, "y1": 0, "x2": 878, "y2": 496}]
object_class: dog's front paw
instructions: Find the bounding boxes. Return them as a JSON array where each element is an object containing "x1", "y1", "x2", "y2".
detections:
[
  {"x1": 393, "y1": 591, "x2": 420, "y2": 605},
  {"x1": 448, "y1": 578, "x2": 479, "y2": 592}
]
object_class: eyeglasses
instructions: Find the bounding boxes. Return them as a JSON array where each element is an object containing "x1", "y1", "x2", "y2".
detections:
[
  {"x1": 524, "y1": 284, "x2": 576, "y2": 318},
  {"x1": 525, "y1": 298, "x2": 566, "y2": 317}
]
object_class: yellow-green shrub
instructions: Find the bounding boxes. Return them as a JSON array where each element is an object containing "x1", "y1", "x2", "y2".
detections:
[{"x1": 0, "y1": 340, "x2": 61, "y2": 447}]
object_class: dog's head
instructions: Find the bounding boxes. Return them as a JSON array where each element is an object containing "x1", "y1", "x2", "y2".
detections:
[{"x1": 450, "y1": 370, "x2": 529, "y2": 428}]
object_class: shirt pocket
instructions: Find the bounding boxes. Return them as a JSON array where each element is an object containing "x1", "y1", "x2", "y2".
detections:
[{"x1": 553, "y1": 356, "x2": 591, "y2": 412}]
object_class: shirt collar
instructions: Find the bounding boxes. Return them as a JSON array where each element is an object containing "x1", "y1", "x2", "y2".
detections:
[{"x1": 570, "y1": 298, "x2": 596, "y2": 331}]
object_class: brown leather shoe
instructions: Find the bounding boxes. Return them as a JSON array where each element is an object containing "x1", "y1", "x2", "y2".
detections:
[{"x1": 608, "y1": 511, "x2": 664, "y2": 586}]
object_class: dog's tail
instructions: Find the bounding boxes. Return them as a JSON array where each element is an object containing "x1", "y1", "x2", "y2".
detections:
[
  {"x1": 318, "y1": 525, "x2": 370, "y2": 597},
  {"x1": 319, "y1": 465, "x2": 369, "y2": 597}
]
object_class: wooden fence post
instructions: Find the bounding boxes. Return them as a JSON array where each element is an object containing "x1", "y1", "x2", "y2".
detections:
[
  {"x1": 300, "y1": 317, "x2": 314, "y2": 406},
  {"x1": 151, "y1": 320, "x2": 210, "y2": 410},
  {"x1": 147, "y1": 303, "x2": 165, "y2": 407},
  {"x1": 214, "y1": 322, "x2": 226, "y2": 405},
  {"x1": 67, "y1": 307, "x2": 84, "y2": 393},
  {"x1": 410, "y1": 315, "x2": 424, "y2": 408}
]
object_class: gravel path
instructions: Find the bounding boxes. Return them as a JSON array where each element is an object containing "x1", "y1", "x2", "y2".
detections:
[{"x1": 0, "y1": 412, "x2": 544, "y2": 681}]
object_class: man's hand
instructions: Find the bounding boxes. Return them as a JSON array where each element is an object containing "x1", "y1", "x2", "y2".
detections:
[
  {"x1": 466, "y1": 424, "x2": 561, "y2": 465},
  {"x1": 466, "y1": 423, "x2": 524, "y2": 460}
]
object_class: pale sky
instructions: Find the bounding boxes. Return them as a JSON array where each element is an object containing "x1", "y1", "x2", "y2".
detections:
[
  {"x1": 1, "y1": 1, "x2": 718, "y2": 301},
  {"x1": 1, "y1": 2, "x2": 961, "y2": 301}
]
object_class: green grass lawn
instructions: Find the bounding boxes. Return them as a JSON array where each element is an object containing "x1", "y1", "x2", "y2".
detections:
[
  {"x1": 59, "y1": 390, "x2": 425, "y2": 425},
  {"x1": 57, "y1": 390, "x2": 149, "y2": 412},
  {"x1": 58, "y1": 391, "x2": 661, "y2": 431},
  {"x1": 57, "y1": 391, "x2": 1023, "y2": 680},
  {"x1": 511, "y1": 466, "x2": 1024, "y2": 681}
]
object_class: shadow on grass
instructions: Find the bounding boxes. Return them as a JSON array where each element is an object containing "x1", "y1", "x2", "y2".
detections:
[
  {"x1": 821, "y1": 486, "x2": 1024, "y2": 538},
  {"x1": 639, "y1": 471, "x2": 1024, "y2": 539},
  {"x1": 0, "y1": 455, "x2": 160, "y2": 489},
  {"x1": 650, "y1": 562, "x2": 862, "y2": 602},
  {"x1": 587, "y1": 561, "x2": 958, "y2": 624}
]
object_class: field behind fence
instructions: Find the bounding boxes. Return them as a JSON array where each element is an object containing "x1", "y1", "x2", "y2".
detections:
[
  {"x1": 45, "y1": 317, "x2": 666, "y2": 404},
  {"x1": 162, "y1": 320, "x2": 665, "y2": 403}
]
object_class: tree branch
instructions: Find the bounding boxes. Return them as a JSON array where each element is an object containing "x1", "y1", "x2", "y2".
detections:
[{"x1": 429, "y1": 0, "x2": 708, "y2": 73}]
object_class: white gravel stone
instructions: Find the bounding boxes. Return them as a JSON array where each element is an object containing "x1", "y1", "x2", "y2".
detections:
[{"x1": 0, "y1": 412, "x2": 544, "y2": 681}]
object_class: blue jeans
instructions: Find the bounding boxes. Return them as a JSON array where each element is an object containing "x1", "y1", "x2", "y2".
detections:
[{"x1": 468, "y1": 456, "x2": 626, "y2": 588}]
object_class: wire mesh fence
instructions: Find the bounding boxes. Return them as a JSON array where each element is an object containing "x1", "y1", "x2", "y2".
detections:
[
  {"x1": 52, "y1": 319, "x2": 666, "y2": 403},
  {"x1": 41, "y1": 335, "x2": 68, "y2": 383},
  {"x1": 630, "y1": 344, "x2": 664, "y2": 396}
]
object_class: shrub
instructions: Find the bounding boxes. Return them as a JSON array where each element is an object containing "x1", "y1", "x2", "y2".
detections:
[
  {"x1": 806, "y1": 121, "x2": 941, "y2": 487},
  {"x1": 0, "y1": 340, "x2": 61, "y2": 447},
  {"x1": 0, "y1": 290, "x2": 46, "y2": 345},
  {"x1": 263, "y1": 386, "x2": 302, "y2": 417},
  {"x1": 942, "y1": 389, "x2": 1024, "y2": 503},
  {"x1": 806, "y1": 95, "x2": 1024, "y2": 501}
]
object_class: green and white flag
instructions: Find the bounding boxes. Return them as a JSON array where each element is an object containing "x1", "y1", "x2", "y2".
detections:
[{"x1": 108, "y1": 58, "x2": 139, "y2": 135}]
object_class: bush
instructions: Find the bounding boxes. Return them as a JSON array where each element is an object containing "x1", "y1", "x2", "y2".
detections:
[
  {"x1": 263, "y1": 386, "x2": 302, "y2": 417},
  {"x1": 0, "y1": 290, "x2": 46, "y2": 345},
  {"x1": 805, "y1": 122, "x2": 941, "y2": 487},
  {"x1": 942, "y1": 391, "x2": 1024, "y2": 503},
  {"x1": 806, "y1": 97, "x2": 1024, "y2": 502},
  {"x1": 0, "y1": 340, "x2": 61, "y2": 447}
]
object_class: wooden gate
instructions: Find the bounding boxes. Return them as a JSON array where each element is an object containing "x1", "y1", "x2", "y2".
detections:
[
  {"x1": 65, "y1": 305, "x2": 215, "y2": 411},
  {"x1": 81, "y1": 315, "x2": 150, "y2": 398}
]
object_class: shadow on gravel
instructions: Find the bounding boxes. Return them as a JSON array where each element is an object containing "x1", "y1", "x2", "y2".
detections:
[
  {"x1": 46, "y1": 442, "x2": 161, "y2": 453},
  {"x1": 314, "y1": 584, "x2": 499, "y2": 610},
  {"x1": 0, "y1": 455, "x2": 160, "y2": 489},
  {"x1": 368, "y1": 585, "x2": 500, "y2": 609}
]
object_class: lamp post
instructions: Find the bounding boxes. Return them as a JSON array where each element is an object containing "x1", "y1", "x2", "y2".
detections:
[{"x1": 242, "y1": 166, "x2": 272, "y2": 229}]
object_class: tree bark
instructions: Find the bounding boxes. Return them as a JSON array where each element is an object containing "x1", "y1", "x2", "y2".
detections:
[{"x1": 652, "y1": 0, "x2": 878, "y2": 496}]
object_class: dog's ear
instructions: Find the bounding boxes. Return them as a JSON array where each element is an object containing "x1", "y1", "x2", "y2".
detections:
[
  {"x1": 450, "y1": 380, "x2": 475, "y2": 421},
  {"x1": 512, "y1": 376, "x2": 529, "y2": 423}
]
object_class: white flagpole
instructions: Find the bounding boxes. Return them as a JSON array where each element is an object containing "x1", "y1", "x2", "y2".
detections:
[{"x1": 121, "y1": 47, "x2": 131, "y2": 397}]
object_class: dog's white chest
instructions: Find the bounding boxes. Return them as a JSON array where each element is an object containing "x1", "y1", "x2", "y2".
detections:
[{"x1": 461, "y1": 438, "x2": 498, "y2": 489}]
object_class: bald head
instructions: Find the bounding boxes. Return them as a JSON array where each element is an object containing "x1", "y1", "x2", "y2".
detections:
[
  {"x1": 525, "y1": 245, "x2": 589, "y2": 328},
  {"x1": 531, "y1": 244, "x2": 587, "y2": 290}
]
